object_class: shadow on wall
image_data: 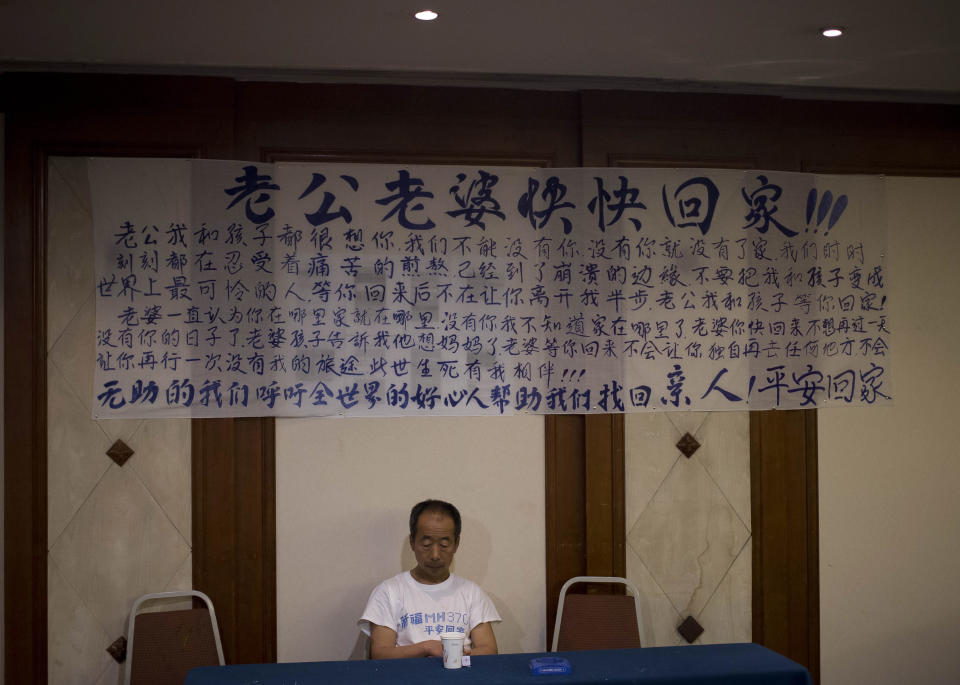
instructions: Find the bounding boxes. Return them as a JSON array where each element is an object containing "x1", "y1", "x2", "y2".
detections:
[
  {"x1": 348, "y1": 632, "x2": 369, "y2": 660},
  {"x1": 484, "y1": 590, "x2": 527, "y2": 655}
]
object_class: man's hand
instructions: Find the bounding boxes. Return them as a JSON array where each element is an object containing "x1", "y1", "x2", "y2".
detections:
[
  {"x1": 416, "y1": 639, "x2": 443, "y2": 658},
  {"x1": 369, "y1": 625, "x2": 444, "y2": 659}
]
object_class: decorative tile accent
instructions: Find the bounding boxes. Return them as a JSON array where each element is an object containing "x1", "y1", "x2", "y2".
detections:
[
  {"x1": 676, "y1": 432, "x2": 700, "y2": 458},
  {"x1": 677, "y1": 615, "x2": 704, "y2": 643},
  {"x1": 627, "y1": 456, "x2": 750, "y2": 616},
  {"x1": 106, "y1": 440, "x2": 134, "y2": 467},
  {"x1": 49, "y1": 465, "x2": 191, "y2": 638},
  {"x1": 106, "y1": 636, "x2": 126, "y2": 663}
]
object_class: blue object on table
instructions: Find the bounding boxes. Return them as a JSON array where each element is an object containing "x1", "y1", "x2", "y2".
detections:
[
  {"x1": 186, "y1": 643, "x2": 813, "y2": 685},
  {"x1": 529, "y1": 656, "x2": 572, "y2": 675}
]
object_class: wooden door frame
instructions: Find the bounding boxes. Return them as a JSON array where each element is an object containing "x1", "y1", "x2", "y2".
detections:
[
  {"x1": 192, "y1": 417, "x2": 277, "y2": 665},
  {"x1": 544, "y1": 415, "x2": 623, "y2": 643},
  {"x1": 751, "y1": 409, "x2": 820, "y2": 683}
]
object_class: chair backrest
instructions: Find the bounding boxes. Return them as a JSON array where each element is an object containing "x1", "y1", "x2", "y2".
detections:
[
  {"x1": 125, "y1": 590, "x2": 225, "y2": 685},
  {"x1": 551, "y1": 576, "x2": 644, "y2": 652}
]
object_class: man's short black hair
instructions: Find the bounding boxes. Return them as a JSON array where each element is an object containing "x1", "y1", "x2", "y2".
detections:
[{"x1": 409, "y1": 499, "x2": 462, "y2": 541}]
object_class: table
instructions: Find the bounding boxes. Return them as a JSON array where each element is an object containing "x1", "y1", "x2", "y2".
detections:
[{"x1": 185, "y1": 643, "x2": 813, "y2": 685}]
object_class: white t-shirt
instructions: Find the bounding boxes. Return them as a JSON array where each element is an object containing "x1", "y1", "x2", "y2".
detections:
[{"x1": 358, "y1": 571, "x2": 501, "y2": 648}]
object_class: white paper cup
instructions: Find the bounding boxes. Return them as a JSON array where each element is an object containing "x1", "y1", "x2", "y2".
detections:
[{"x1": 440, "y1": 633, "x2": 464, "y2": 669}]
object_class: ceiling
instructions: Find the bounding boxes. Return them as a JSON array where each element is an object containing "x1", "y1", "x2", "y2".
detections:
[{"x1": 2, "y1": 0, "x2": 959, "y2": 101}]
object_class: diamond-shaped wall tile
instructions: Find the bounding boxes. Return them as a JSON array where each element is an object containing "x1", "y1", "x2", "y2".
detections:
[
  {"x1": 47, "y1": 158, "x2": 95, "y2": 350},
  {"x1": 106, "y1": 635, "x2": 127, "y2": 663},
  {"x1": 698, "y1": 538, "x2": 752, "y2": 645},
  {"x1": 48, "y1": 360, "x2": 113, "y2": 546},
  {"x1": 107, "y1": 440, "x2": 134, "y2": 467},
  {"x1": 627, "y1": 456, "x2": 750, "y2": 617},
  {"x1": 50, "y1": 465, "x2": 191, "y2": 639},
  {"x1": 129, "y1": 420, "x2": 192, "y2": 545},
  {"x1": 677, "y1": 615, "x2": 704, "y2": 643},
  {"x1": 695, "y1": 413, "x2": 751, "y2": 529},
  {"x1": 676, "y1": 432, "x2": 700, "y2": 458},
  {"x1": 625, "y1": 545, "x2": 685, "y2": 647},
  {"x1": 624, "y1": 413, "x2": 683, "y2": 530},
  {"x1": 48, "y1": 559, "x2": 113, "y2": 685}
]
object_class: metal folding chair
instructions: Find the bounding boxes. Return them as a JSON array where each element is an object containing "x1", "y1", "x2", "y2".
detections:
[
  {"x1": 551, "y1": 576, "x2": 644, "y2": 652},
  {"x1": 124, "y1": 590, "x2": 225, "y2": 685}
]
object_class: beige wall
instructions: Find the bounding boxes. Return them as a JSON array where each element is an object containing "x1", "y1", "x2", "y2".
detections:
[
  {"x1": 819, "y1": 177, "x2": 960, "y2": 685},
  {"x1": 276, "y1": 414, "x2": 545, "y2": 662}
]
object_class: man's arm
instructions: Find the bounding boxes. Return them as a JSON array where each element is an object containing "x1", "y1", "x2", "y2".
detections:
[
  {"x1": 468, "y1": 621, "x2": 498, "y2": 655},
  {"x1": 369, "y1": 624, "x2": 443, "y2": 660}
]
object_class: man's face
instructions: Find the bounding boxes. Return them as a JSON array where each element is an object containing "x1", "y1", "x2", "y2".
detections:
[{"x1": 409, "y1": 510, "x2": 459, "y2": 584}]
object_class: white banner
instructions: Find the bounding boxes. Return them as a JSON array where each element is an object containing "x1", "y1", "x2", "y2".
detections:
[{"x1": 90, "y1": 160, "x2": 890, "y2": 418}]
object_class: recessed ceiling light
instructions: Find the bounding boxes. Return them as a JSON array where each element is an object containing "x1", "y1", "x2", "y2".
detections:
[
  {"x1": 415, "y1": 9, "x2": 438, "y2": 21},
  {"x1": 821, "y1": 27, "x2": 844, "y2": 38}
]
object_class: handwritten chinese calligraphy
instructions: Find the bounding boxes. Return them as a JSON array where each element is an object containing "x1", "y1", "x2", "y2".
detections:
[{"x1": 91, "y1": 160, "x2": 891, "y2": 417}]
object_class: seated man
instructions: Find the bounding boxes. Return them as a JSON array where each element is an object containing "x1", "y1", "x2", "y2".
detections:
[{"x1": 359, "y1": 499, "x2": 501, "y2": 659}]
